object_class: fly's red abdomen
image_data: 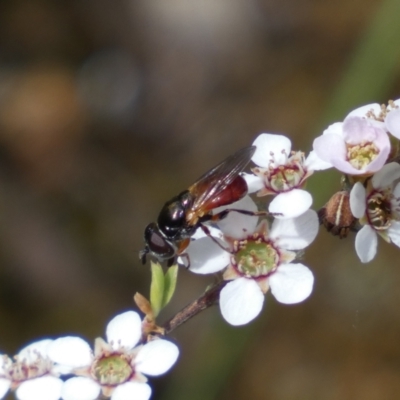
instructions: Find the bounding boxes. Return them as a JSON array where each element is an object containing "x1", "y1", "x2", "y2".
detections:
[{"x1": 202, "y1": 175, "x2": 248, "y2": 211}]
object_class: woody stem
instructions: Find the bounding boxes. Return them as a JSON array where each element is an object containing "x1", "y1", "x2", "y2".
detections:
[{"x1": 163, "y1": 280, "x2": 227, "y2": 334}]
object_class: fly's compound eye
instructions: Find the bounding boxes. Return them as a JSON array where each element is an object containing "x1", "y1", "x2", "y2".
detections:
[{"x1": 144, "y1": 223, "x2": 176, "y2": 260}]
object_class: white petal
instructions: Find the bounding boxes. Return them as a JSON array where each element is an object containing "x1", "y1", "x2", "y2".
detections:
[
  {"x1": 0, "y1": 379, "x2": 10, "y2": 400},
  {"x1": 16, "y1": 377, "x2": 62, "y2": 400},
  {"x1": 106, "y1": 311, "x2": 142, "y2": 350},
  {"x1": 371, "y1": 162, "x2": 400, "y2": 189},
  {"x1": 355, "y1": 225, "x2": 378, "y2": 263},
  {"x1": 219, "y1": 278, "x2": 264, "y2": 326},
  {"x1": 270, "y1": 209, "x2": 319, "y2": 250},
  {"x1": 349, "y1": 182, "x2": 366, "y2": 218},
  {"x1": 186, "y1": 236, "x2": 230, "y2": 274},
  {"x1": 269, "y1": 263, "x2": 314, "y2": 304},
  {"x1": 216, "y1": 196, "x2": 259, "y2": 239},
  {"x1": 112, "y1": 382, "x2": 151, "y2": 400},
  {"x1": 62, "y1": 377, "x2": 100, "y2": 400},
  {"x1": 388, "y1": 221, "x2": 400, "y2": 247},
  {"x1": 304, "y1": 150, "x2": 332, "y2": 170},
  {"x1": 252, "y1": 133, "x2": 291, "y2": 167},
  {"x1": 385, "y1": 107, "x2": 400, "y2": 139},
  {"x1": 18, "y1": 339, "x2": 53, "y2": 362},
  {"x1": 269, "y1": 190, "x2": 312, "y2": 219},
  {"x1": 242, "y1": 173, "x2": 264, "y2": 193},
  {"x1": 48, "y1": 337, "x2": 92, "y2": 368},
  {"x1": 0, "y1": 357, "x2": 7, "y2": 373},
  {"x1": 135, "y1": 339, "x2": 179, "y2": 376},
  {"x1": 393, "y1": 182, "x2": 400, "y2": 198}
]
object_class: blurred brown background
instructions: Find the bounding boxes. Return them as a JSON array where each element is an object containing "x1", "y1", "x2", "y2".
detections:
[{"x1": 1, "y1": 0, "x2": 400, "y2": 399}]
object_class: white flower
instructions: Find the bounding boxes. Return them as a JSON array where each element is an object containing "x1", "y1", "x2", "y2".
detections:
[
  {"x1": 245, "y1": 133, "x2": 324, "y2": 218},
  {"x1": 0, "y1": 339, "x2": 64, "y2": 400},
  {"x1": 348, "y1": 99, "x2": 400, "y2": 139},
  {"x1": 48, "y1": 311, "x2": 179, "y2": 400},
  {"x1": 186, "y1": 197, "x2": 318, "y2": 325},
  {"x1": 349, "y1": 162, "x2": 400, "y2": 262},
  {"x1": 313, "y1": 116, "x2": 390, "y2": 175}
]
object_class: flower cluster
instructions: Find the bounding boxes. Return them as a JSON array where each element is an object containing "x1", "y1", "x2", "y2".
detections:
[
  {"x1": 0, "y1": 311, "x2": 179, "y2": 400},
  {"x1": 2, "y1": 97, "x2": 400, "y2": 400},
  {"x1": 314, "y1": 99, "x2": 400, "y2": 262}
]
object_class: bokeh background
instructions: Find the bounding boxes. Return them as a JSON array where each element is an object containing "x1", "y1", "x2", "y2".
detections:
[{"x1": 1, "y1": 0, "x2": 400, "y2": 399}]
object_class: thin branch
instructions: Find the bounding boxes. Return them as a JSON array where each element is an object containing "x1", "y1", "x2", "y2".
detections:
[{"x1": 163, "y1": 280, "x2": 227, "y2": 334}]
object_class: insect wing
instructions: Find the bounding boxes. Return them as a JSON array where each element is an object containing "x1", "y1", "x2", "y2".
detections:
[{"x1": 189, "y1": 146, "x2": 255, "y2": 212}]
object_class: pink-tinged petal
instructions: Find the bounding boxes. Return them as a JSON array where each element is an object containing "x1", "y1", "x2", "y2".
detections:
[
  {"x1": 106, "y1": 311, "x2": 142, "y2": 350},
  {"x1": 0, "y1": 379, "x2": 10, "y2": 400},
  {"x1": 269, "y1": 190, "x2": 312, "y2": 219},
  {"x1": 355, "y1": 225, "x2": 378, "y2": 263},
  {"x1": 18, "y1": 339, "x2": 53, "y2": 362},
  {"x1": 219, "y1": 278, "x2": 264, "y2": 326},
  {"x1": 388, "y1": 221, "x2": 400, "y2": 247},
  {"x1": 270, "y1": 210, "x2": 319, "y2": 250},
  {"x1": 385, "y1": 108, "x2": 400, "y2": 139},
  {"x1": 242, "y1": 173, "x2": 264, "y2": 193},
  {"x1": 186, "y1": 237, "x2": 230, "y2": 274},
  {"x1": 349, "y1": 182, "x2": 366, "y2": 218},
  {"x1": 62, "y1": 377, "x2": 100, "y2": 400},
  {"x1": 347, "y1": 103, "x2": 381, "y2": 118},
  {"x1": 216, "y1": 196, "x2": 258, "y2": 239},
  {"x1": 363, "y1": 138, "x2": 390, "y2": 174},
  {"x1": 252, "y1": 133, "x2": 291, "y2": 167},
  {"x1": 313, "y1": 134, "x2": 346, "y2": 165},
  {"x1": 112, "y1": 382, "x2": 151, "y2": 400},
  {"x1": 371, "y1": 162, "x2": 400, "y2": 189},
  {"x1": 16, "y1": 377, "x2": 62, "y2": 400},
  {"x1": 48, "y1": 337, "x2": 92, "y2": 368},
  {"x1": 342, "y1": 117, "x2": 378, "y2": 143},
  {"x1": 304, "y1": 150, "x2": 332, "y2": 170},
  {"x1": 135, "y1": 339, "x2": 179, "y2": 376},
  {"x1": 269, "y1": 263, "x2": 314, "y2": 304},
  {"x1": 323, "y1": 122, "x2": 343, "y2": 136}
]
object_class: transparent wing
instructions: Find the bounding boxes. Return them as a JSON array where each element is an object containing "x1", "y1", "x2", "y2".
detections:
[{"x1": 189, "y1": 146, "x2": 255, "y2": 212}]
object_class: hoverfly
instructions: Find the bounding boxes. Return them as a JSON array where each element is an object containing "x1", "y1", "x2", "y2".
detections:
[{"x1": 140, "y1": 146, "x2": 257, "y2": 266}]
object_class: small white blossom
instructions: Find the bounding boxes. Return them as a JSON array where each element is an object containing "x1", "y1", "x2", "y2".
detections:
[
  {"x1": 0, "y1": 339, "x2": 64, "y2": 400},
  {"x1": 349, "y1": 162, "x2": 400, "y2": 262},
  {"x1": 245, "y1": 133, "x2": 323, "y2": 218},
  {"x1": 48, "y1": 311, "x2": 179, "y2": 400},
  {"x1": 313, "y1": 116, "x2": 390, "y2": 175},
  {"x1": 186, "y1": 196, "x2": 318, "y2": 325}
]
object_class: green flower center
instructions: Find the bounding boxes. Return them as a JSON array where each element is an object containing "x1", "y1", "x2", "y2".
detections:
[
  {"x1": 93, "y1": 354, "x2": 133, "y2": 385},
  {"x1": 234, "y1": 240, "x2": 279, "y2": 278},
  {"x1": 270, "y1": 166, "x2": 301, "y2": 191},
  {"x1": 346, "y1": 142, "x2": 379, "y2": 170}
]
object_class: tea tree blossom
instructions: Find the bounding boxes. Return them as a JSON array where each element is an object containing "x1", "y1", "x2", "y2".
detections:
[
  {"x1": 245, "y1": 133, "x2": 327, "y2": 218},
  {"x1": 48, "y1": 311, "x2": 179, "y2": 400},
  {"x1": 350, "y1": 162, "x2": 400, "y2": 262},
  {"x1": 0, "y1": 339, "x2": 64, "y2": 400},
  {"x1": 313, "y1": 116, "x2": 390, "y2": 175},
  {"x1": 185, "y1": 196, "x2": 318, "y2": 325}
]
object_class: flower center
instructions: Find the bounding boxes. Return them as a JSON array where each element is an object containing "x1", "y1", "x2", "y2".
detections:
[
  {"x1": 366, "y1": 191, "x2": 392, "y2": 230},
  {"x1": 93, "y1": 354, "x2": 133, "y2": 386},
  {"x1": 233, "y1": 239, "x2": 279, "y2": 278},
  {"x1": 253, "y1": 151, "x2": 307, "y2": 193},
  {"x1": 346, "y1": 142, "x2": 379, "y2": 170},
  {"x1": 7, "y1": 354, "x2": 53, "y2": 382}
]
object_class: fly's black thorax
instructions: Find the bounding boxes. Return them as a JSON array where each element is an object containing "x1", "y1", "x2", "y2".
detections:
[{"x1": 158, "y1": 190, "x2": 196, "y2": 240}]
